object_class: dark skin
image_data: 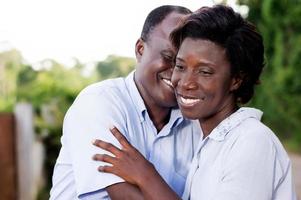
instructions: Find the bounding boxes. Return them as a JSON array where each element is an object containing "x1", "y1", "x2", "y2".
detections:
[
  {"x1": 104, "y1": 12, "x2": 186, "y2": 199},
  {"x1": 172, "y1": 39, "x2": 241, "y2": 138},
  {"x1": 93, "y1": 127, "x2": 180, "y2": 200},
  {"x1": 134, "y1": 13, "x2": 185, "y2": 131},
  {"x1": 94, "y1": 38, "x2": 244, "y2": 199},
  {"x1": 106, "y1": 184, "x2": 143, "y2": 200}
]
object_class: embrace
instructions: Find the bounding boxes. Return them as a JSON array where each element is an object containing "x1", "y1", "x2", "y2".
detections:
[{"x1": 50, "y1": 4, "x2": 296, "y2": 200}]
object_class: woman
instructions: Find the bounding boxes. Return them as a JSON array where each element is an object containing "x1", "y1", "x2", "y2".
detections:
[{"x1": 92, "y1": 5, "x2": 296, "y2": 200}]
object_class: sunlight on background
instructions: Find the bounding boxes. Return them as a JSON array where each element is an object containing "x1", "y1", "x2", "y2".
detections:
[
  {"x1": 0, "y1": 0, "x2": 220, "y2": 66},
  {"x1": 1, "y1": 1, "x2": 300, "y2": 199}
]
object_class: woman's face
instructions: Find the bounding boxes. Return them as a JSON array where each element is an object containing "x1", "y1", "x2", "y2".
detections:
[{"x1": 171, "y1": 38, "x2": 239, "y2": 120}]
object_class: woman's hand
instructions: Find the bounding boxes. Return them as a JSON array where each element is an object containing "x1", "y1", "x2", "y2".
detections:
[
  {"x1": 93, "y1": 127, "x2": 181, "y2": 200},
  {"x1": 92, "y1": 127, "x2": 156, "y2": 186}
]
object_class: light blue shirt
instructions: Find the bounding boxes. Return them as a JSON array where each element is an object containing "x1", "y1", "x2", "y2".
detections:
[
  {"x1": 182, "y1": 107, "x2": 296, "y2": 200},
  {"x1": 50, "y1": 71, "x2": 201, "y2": 199}
]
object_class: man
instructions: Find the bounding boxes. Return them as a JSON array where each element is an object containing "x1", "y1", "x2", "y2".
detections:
[{"x1": 50, "y1": 5, "x2": 200, "y2": 199}]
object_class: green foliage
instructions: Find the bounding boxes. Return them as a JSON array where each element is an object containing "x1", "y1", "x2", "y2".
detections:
[
  {"x1": 0, "y1": 49, "x2": 23, "y2": 111},
  {"x1": 0, "y1": 51, "x2": 135, "y2": 198},
  {"x1": 96, "y1": 55, "x2": 135, "y2": 79},
  {"x1": 238, "y1": 0, "x2": 301, "y2": 152}
]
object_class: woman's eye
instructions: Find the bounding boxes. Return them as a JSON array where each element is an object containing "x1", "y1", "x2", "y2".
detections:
[
  {"x1": 199, "y1": 69, "x2": 213, "y2": 76},
  {"x1": 175, "y1": 64, "x2": 184, "y2": 71}
]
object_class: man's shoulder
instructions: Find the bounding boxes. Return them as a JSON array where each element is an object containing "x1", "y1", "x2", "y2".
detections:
[
  {"x1": 80, "y1": 77, "x2": 128, "y2": 97},
  {"x1": 67, "y1": 75, "x2": 138, "y2": 118}
]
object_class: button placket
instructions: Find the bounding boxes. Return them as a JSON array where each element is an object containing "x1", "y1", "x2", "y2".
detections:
[{"x1": 182, "y1": 137, "x2": 209, "y2": 200}]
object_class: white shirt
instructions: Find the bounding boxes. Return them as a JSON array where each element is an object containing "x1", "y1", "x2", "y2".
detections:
[
  {"x1": 182, "y1": 107, "x2": 296, "y2": 200},
  {"x1": 50, "y1": 71, "x2": 201, "y2": 199}
]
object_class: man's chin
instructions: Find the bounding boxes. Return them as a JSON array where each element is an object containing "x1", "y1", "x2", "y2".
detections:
[{"x1": 161, "y1": 99, "x2": 178, "y2": 108}]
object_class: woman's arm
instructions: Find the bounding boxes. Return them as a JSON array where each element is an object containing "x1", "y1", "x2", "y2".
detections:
[
  {"x1": 92, "y1": 127, "x2": 181, "y2": 200},
  {"x1": 106, "y1": 182, "x2": 144, "y2": 200}
]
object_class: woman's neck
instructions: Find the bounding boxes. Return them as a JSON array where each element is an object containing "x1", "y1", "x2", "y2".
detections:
[{"x1": 199, "y1": 104, "x2": 238, "y2": 139}]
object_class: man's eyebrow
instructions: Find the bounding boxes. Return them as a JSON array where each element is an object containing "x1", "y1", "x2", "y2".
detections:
[{"x1": 161, "y1": 49, "x2": 175, "y2": 56}]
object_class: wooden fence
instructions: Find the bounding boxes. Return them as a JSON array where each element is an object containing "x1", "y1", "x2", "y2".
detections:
[
  {"x1": 0, "y1": 103, "x2": 44, "y2": 200},
  {"x1": 0, "y1": 112, "x2": 17, "y2": 199}
]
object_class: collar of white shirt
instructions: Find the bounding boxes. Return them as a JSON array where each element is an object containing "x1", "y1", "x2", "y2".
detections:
[{"x1": 208, "y1": 107, "x2": 263, "y2": 142}]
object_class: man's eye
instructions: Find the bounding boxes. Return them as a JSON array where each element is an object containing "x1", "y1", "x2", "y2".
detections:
[{"x1": 163, "y1": 55, "x2": 173, "y2": 61}]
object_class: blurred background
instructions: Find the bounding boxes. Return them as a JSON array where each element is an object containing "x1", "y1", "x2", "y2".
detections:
[{"x1": 0, "y1": 0, "x2": 300, "y2": 199}]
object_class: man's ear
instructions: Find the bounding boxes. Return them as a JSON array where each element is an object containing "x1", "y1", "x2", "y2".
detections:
[{"x1": 135, "y1": 38, "x2": 144, "y2": 62}]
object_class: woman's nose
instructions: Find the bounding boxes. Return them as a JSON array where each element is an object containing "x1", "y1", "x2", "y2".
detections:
[{"x1": 178, "y1": 72, "x2": 198, "y2": 90}]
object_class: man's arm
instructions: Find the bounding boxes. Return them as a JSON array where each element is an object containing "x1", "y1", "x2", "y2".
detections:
[{"x1": 63, "y1": 89, "x2": 147, "y2": 199}]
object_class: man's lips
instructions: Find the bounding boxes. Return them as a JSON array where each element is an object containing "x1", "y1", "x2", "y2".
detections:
[{"x1": 161, "y1": 78, "x2": 173, "y2": 87}]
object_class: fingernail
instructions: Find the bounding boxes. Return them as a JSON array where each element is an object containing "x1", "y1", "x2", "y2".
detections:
[
  {"x1": 92, "y1": 139, "x2": 97, "y2": 144},
  {"x1": 109, "y1": 125, "x2": 115, "y2": 130}
]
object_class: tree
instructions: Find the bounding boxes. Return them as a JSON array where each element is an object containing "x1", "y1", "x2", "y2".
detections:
[
  {"x1": 0, "y1": 49, "x2": 23, "y2": 111},
  {"x1": 238, "y1": 0, "x2": 301, "y2": 151},
  {"x1": 96, "y1": 55, "x2": 135, "y2": 79}
]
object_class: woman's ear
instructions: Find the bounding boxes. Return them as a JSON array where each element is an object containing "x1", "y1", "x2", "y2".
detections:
[
  {"x1": 135, "y1": 38, "x2": 144, "y2": 62},
  {"x1": 230, "y1": 73, "x2": 244, "y2": 92}
]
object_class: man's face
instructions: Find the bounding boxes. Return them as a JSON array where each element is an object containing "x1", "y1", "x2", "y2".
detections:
[{"x1": 135, "y1": 12, "x2": 185, "y2": 109}]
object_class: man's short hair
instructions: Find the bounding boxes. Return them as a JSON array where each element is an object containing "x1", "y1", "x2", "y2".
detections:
[{"x1": 140, "y1": 5, "x2": 191, "y2": 42}]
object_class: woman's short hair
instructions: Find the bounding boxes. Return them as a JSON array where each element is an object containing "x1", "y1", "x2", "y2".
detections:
[{"x1": 171, "y1": 5, "x2": 265, "y2": 104}]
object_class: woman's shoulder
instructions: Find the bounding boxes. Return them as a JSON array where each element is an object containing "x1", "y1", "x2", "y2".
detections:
[{"x1": 233, "y1": 117, "x2": 290, "y2": 165}]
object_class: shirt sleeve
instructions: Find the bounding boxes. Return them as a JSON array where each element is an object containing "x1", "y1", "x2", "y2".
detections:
[
  {"x1": 212, "y1": 126, "x2": 286, "y2": 200},
  {"x1": 63, "y1": 89, "x2": 127, "y2": 198}
]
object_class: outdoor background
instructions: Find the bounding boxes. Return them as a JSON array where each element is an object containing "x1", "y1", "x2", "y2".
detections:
[{"x1": 0, "y1": 0, "x2": 300, "y2": 199}]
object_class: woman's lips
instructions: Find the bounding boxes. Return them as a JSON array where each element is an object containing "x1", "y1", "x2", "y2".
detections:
[{"x1": 177, "y1": 94, "x2": 204, "y2": 107}]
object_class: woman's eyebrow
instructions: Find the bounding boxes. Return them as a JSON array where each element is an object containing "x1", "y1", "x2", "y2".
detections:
[
  {"x1": 175, "y1": 57, "x2": 185, "y2": 62},
  {"x1": 176, "y1": 57, "x2": 217, "y2": 68}
]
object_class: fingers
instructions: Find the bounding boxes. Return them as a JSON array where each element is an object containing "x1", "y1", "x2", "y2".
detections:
[
  {"x1": 93, "y1": 154, "x2": 116, "y2": 174},
  {"x1": 98, "y1": 165, "x2": 114, "y2": 173},
  {"x1": 93, "y1": 139, "x2": 122, "y2": 156},
  {"x1": 93, "y1": 153, "x2": 116, "y2": 164},
  {"x1": 110, "y1": 127, "x2": 131, "y2": 148}
]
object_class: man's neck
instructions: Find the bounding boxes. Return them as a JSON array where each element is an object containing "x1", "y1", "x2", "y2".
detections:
[
  {"x1": 146, "y1": 105, "x2": 171, "y2": 133},
  {"x1": 133, "y1": 75, "x2": 172, "y2": 132}
]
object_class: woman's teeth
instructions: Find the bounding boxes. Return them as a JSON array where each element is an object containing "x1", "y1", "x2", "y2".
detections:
[{"x1": 180, "y1": 96, "x2": 200, "y2": 105}]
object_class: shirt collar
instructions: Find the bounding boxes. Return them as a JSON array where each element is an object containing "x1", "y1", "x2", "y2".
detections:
[
  {"x1": 155, "y1": 108, "x2": 184, "y2": 137},
  {"x1": 208, "y1": 107, "x2": 263, "y2": 141},
  {"x1": 125, "y1": 70, "x2": 147, "y2": 122},
  {"x1": 168, "y1": 108, "x2": 184, "y2": 129}
]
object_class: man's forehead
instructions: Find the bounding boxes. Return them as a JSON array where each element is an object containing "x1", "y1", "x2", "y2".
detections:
[
  {"x1": 151, "y1": 12, "x2": 186, "y2": 38},
  {"x1": 147, "y1": 33, "x2": 177, "y2": 53}
]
